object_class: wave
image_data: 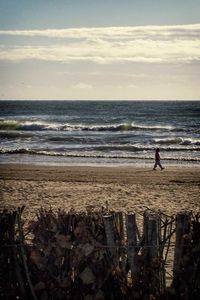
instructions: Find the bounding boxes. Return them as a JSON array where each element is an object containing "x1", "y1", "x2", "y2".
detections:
[
  {"x1": 0, "y1": 119, "x2": 174, "y2": 132},
  {"x1": 0, "y1": 131, "x2": 33, "y2": 139},
  {"x1": 153, "y1": 137, "x2": 200, "y2": 146},
  {"x1": 180, "y1": 138, "x2": 200, "y2": 146},
  {"x1": 0, "y1": 148, "x2": 199, "y2": 162},
  {"x1": 0, "y1": 120, "x2": 19, "y2": 130},
  {"x1": 94, "y1": 144, "x2": 200, "y2": 152}
]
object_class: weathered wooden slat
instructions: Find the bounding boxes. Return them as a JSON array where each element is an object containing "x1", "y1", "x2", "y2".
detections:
[
  {"x1": 143, "y1": 212, "x2": 165, "y2": 297},
  {"x1": 103, "y1": 214, "x2": 116, "y2": 254},
  {"x1": 173, "y1": 212, "x2": 191, "y2": 278},
  {"x1": 126, "y1": 213, "x2": 138, "y2": 284}
]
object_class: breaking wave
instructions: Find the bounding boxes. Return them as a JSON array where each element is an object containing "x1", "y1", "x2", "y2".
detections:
[
  {"x1": 153, "y1": 137, "x2": 200, "y2": 146},
  {"x1": 0, "y1": 147, "x2": 199, "y2": 162},
  {"x1": 0, "y1": 119, "x2": 174, "y2": 132}
]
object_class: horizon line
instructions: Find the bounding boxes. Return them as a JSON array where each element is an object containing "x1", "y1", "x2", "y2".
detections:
[{"x1": 0, "y1": 99, "x2": 199, "y2": 101}]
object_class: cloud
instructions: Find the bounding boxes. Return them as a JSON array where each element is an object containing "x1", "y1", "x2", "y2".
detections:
[
  {"x1": 0, "y1": 24, "x2": 200, "y2": 64},
  {"x1": 0, "y1": 24, "x2": 200, "y2": 39},
  {"x1": 71, "y1": 83, "x2": 93, "y2": 89}
]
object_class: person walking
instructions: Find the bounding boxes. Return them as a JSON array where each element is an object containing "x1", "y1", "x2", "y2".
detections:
[{"x1": 153, "y1": 148, "x2": 164, "y2": 170}]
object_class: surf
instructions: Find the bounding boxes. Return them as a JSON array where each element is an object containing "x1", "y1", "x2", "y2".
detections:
[
  {"x1": 0, "y1": 119, "x2": 174, "y2": 132},
  {"x1": 0, "y1": 147, "x2": 199, "y2": 162}
]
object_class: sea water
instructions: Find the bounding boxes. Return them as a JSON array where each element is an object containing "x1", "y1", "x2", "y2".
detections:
[{"x1": 0, "y1": 100, "x2": 199, "y2": 166}]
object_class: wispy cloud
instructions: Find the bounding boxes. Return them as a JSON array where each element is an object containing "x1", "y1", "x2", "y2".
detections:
[
  {"x1": 0, "y1": 24, "x2": 200, "y2": 39},
  {"x1": 0, "y1": 24, "x2": 200, "y2": 64},
  {"x1": 71, "y1": 83, "x2": 93, "y2": 89}
]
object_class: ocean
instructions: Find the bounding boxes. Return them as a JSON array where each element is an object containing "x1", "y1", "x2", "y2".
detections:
[{"x1": 0, "y1": 100, "x2": 199, "y2": 166}]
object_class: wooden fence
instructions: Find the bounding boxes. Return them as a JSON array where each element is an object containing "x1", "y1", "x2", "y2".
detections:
[{"x1": 0, "y1": 207, "x2": 199, "y2": 300}]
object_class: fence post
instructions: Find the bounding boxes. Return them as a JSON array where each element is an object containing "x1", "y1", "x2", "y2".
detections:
[
  {"x1": 0, "y1": 211, "x2": 27, "y2": 299},
  {"x1": 103, "y1": 215, "x2": 116, "y2": 255},
  {"x1": 143, "y1": 212, "x2": 164, "y2": 298},
  {"x1": 17, "y1": 209, "x2": 38, "y2": 300},
  {"x1": 126, "y1": 214, "x2": 138, "y2": 284},
  {"x1": 113, "y1": 212, "x2": 124, "y2": 242},
  {"x1": 173, "y1": 212, "x2": 191, "y2": 285},
  {"x1": 114, "y1": 212, "x2": 126, "y2": 272}
]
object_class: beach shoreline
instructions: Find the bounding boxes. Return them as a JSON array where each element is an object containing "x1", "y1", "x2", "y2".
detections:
[{"x1": 0, "y1": 164, "x2": 199, "y2": 222}]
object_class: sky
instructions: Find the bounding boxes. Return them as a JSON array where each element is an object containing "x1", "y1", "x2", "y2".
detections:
[{"x1": 0, "y1": 0, "x2": 200, "y2": 100}]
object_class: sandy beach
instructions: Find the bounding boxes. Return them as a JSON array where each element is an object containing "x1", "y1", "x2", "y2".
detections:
[{"x1": 0, "y1": 164, "x2": 199, "y2": 222}]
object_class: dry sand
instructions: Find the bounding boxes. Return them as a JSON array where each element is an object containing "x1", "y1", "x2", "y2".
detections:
[{"x1": 0, "y1": 164, "x2": 199, "y2": 221}]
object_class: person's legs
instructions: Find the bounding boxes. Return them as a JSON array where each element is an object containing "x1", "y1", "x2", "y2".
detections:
[
  {"x1": 158, "y1": 161, "x2": 164, "y2": 170},
  {"x1": 153, "y1": 160, "x2": 164, "y2": 170},
  {"x1": 153, "y1": 161, "x2": 158, "y2": 170}
]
